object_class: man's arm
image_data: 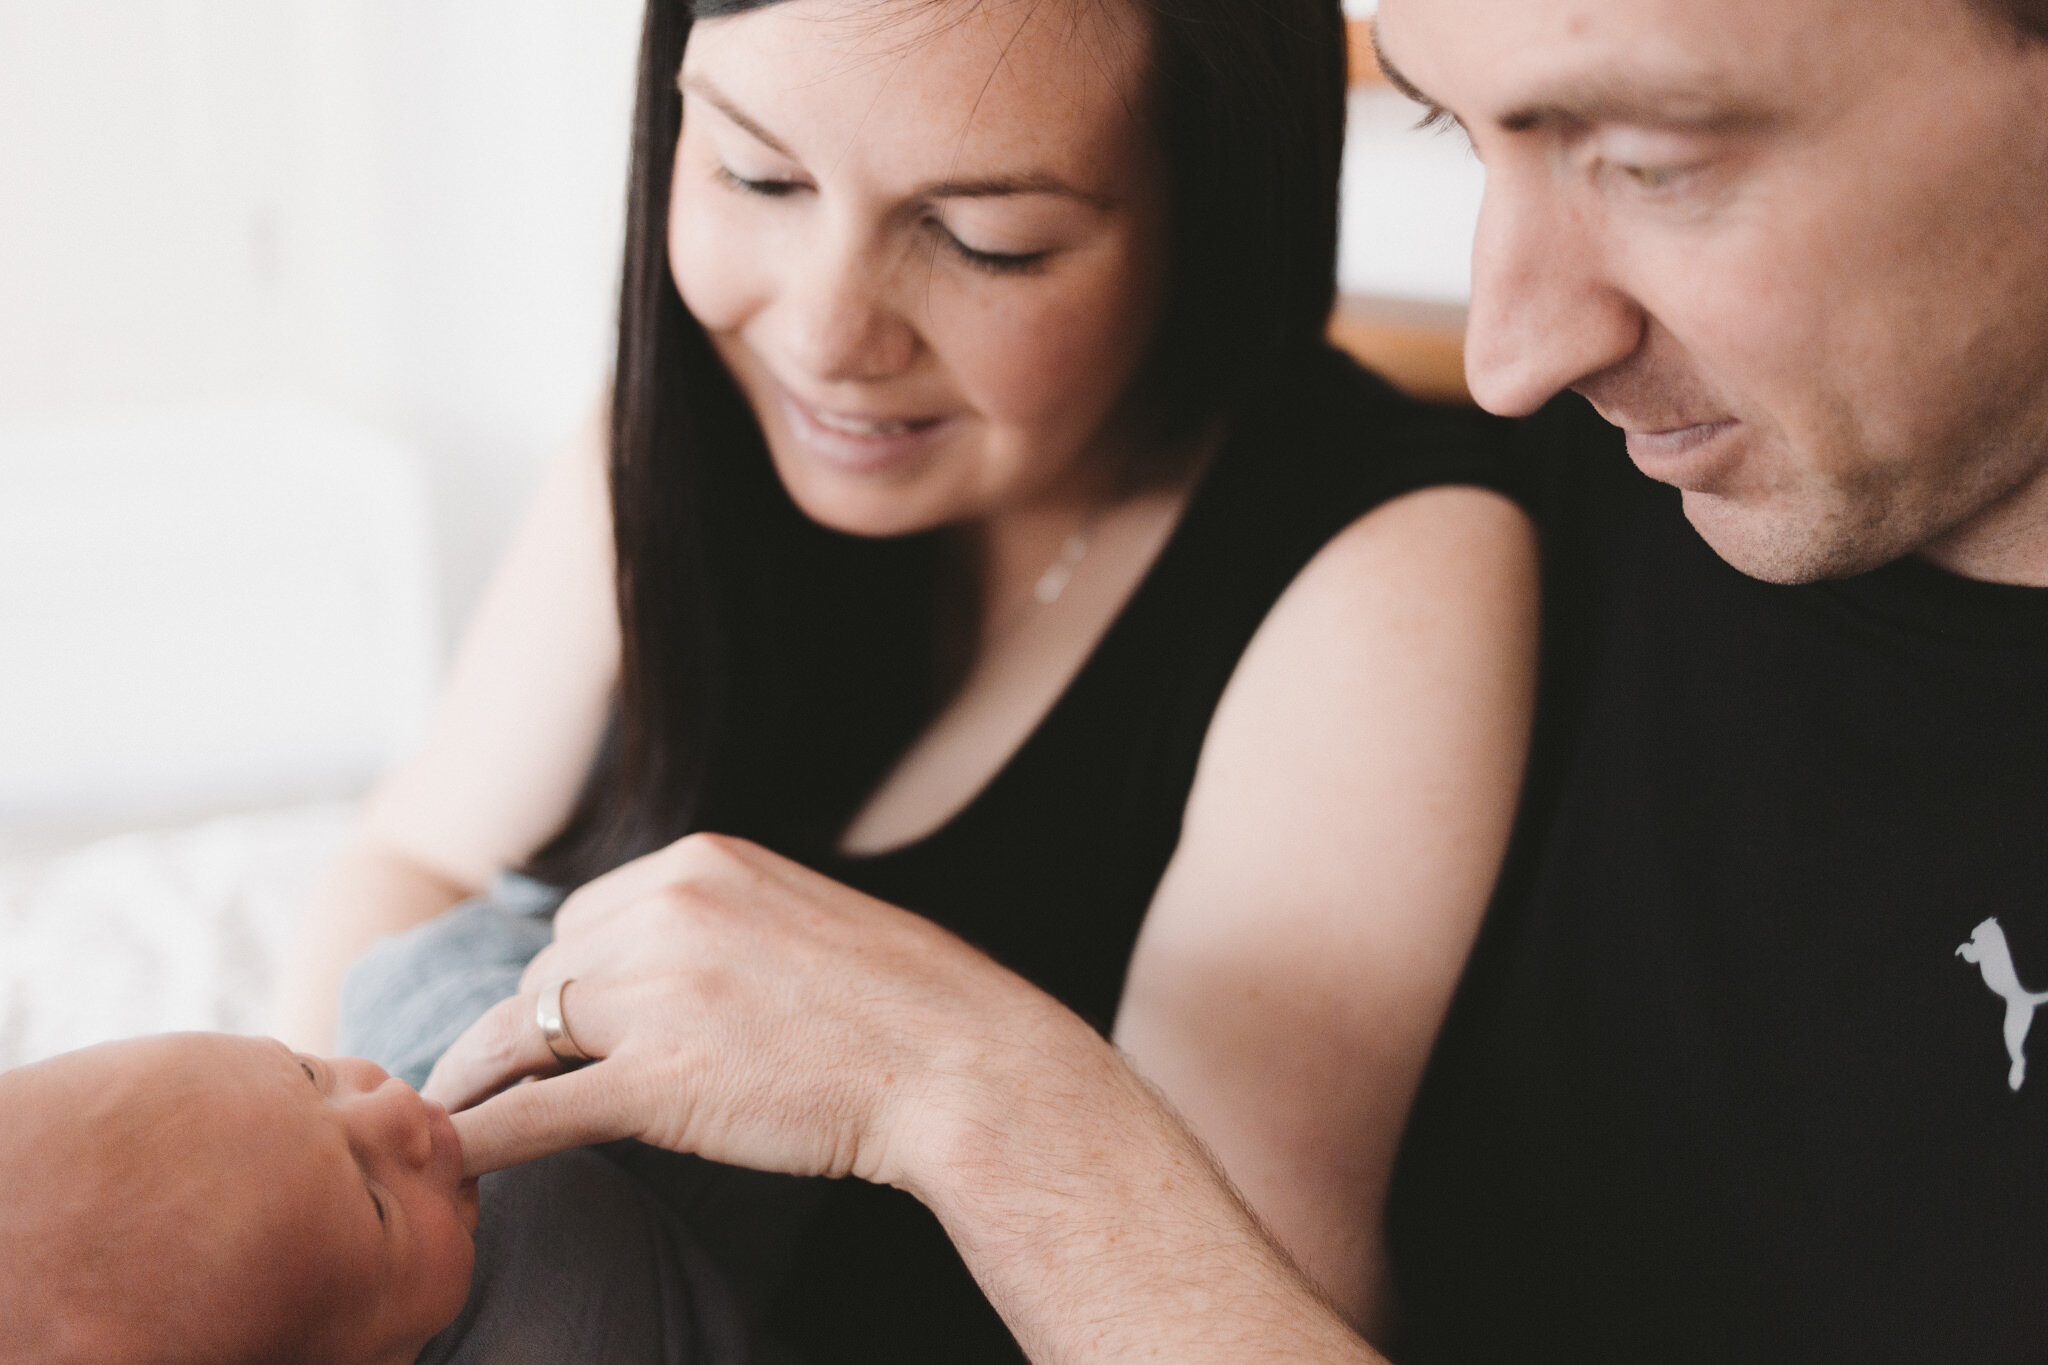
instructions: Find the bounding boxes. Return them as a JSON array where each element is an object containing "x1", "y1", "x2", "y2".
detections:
[
  {"x1": 905, "y1": 998, "x2": 1390, "y2": 1365},
  {"x1": 431, "y1": 835, "x2": 1392, "y2": 1364}
]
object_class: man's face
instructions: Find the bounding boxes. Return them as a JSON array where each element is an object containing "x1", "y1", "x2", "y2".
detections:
[{"x1": 1377, "y1": 0, "x2": 2048, "y2": 583}]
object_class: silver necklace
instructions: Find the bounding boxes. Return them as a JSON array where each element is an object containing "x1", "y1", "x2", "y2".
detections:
[{"x1": 1032, "y1": 527, "x2": 1093, "y2": 606}]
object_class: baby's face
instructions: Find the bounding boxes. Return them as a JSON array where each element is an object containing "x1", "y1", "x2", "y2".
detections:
[
  {"x1": 241, "y1": 1037, "x2": 481, "y2": 1360},
  {"x1": 4, "y1": 1033, "x2": 479, "y2": 1363}
]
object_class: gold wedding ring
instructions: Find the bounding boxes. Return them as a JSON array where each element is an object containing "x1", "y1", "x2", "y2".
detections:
[{"x1": 536, "y1": 977, "x2": 593, "y2": 1065}]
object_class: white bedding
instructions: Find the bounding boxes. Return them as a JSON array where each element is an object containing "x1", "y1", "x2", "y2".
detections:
[{"x1": 0, "y1": 802, "x2": 352, "y2": 1070}]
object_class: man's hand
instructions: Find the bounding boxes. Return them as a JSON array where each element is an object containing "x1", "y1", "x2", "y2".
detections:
[
  {"x1": 426, "y1": 831, "x2": 1059, "y2": 1189},
  {"x1": 425, "y1": 831, "x2": 1390, "y2": 1365}
]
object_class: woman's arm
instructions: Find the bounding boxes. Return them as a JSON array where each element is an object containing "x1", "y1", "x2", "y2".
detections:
[
  {"x1": 274, "y1": 408, "x2": 621, "y2": 1051},
  {"x1": 1112, "y1": 485, "x2": 1538, "y2": 1338}
]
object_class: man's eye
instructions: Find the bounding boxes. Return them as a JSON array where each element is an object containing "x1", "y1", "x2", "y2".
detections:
[
  {"x1": 1616, "y1": 163, "x2": 1688, "y2": 192},
  {"x1": 717, "y1": 166, "x2": 804, "y2": 197}
]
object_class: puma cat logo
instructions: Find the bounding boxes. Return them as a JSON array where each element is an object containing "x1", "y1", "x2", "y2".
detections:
[{"x1": 1957, "y1": 917, "x2": 2048, "y2": 1092}]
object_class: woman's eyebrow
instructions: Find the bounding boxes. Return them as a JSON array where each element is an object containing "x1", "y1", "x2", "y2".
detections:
[
  {"x1": 922, "y1": 174, "x2": 1112, "y2": 210},
  {"x1": 1371, "y1": 26, "x2": 1454, "y2": 127},
  {"x1": 680, "y1": 74, "x2": 796, "y2": 158},
  {"x1": 680, "y1": 72, "x2": 1108, "y2": 209}
]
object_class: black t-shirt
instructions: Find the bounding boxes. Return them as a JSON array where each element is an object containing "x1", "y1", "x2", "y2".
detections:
[{"x1": 1387, "y1": 397, "x2": 2048, "y2": 1363}]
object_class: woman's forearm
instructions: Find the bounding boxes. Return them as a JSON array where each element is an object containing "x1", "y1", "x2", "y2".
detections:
[
  {"x1": 273, "y1": 833, "x2": 477, "y2": 1052},
  {"x1": 907, "y1": 1003, "x2": 1390, "y2": 1365}
]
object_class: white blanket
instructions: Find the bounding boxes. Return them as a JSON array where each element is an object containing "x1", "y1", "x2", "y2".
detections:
[{"x1": 0, "y1": 802, "x2": 352, "y2": 1069}]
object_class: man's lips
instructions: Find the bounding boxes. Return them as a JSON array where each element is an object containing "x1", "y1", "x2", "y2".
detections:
[{"x1": 1623, "y1": 418, "x2": 1739, "y2": 459}]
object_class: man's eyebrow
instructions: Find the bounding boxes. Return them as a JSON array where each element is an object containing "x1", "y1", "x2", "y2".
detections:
[
  {"x1": 1494, "y1": 82, "x2": 1780, "y2": 135},
  {"x1": 1371, "y1": 24, "x2": 1774, "y2": 136},
  {"x1": 681, "y1": 74, "x2": 797, "y2": 158}
]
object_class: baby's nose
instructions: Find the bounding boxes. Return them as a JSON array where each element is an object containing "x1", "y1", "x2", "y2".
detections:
[{"x1": 358, "y1": 1074, "x2": 435, "y2": 1170}]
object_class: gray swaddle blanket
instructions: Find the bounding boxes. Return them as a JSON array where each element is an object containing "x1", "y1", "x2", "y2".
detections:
[{"x1": 336, "y1": 872, "x2": 562, "y2": 1091}]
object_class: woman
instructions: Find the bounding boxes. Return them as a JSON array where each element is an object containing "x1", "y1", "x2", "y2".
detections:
[{"x1": 280, "y1": 0, "x2": 1537, "y2": 1358}]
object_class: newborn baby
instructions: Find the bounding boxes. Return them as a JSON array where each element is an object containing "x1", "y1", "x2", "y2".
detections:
[{"x1": 0, "y1": 1033, "x2": 479, "y2": 1365}]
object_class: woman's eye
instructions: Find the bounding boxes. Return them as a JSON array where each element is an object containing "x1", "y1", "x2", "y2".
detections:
[
  {"x1": 717, "y1": 166, "x2": 805, "y2": 198},
  {"x1": 932, "y1": 224, "x2": 1049, "y2": 277}
]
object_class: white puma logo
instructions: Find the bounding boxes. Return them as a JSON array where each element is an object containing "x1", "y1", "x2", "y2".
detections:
[{"x1": 1956, "y1": 917, "x2": 2048, "y2": 1092}]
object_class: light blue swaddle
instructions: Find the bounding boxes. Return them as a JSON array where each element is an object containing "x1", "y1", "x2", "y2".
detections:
[{"x1": 336, "y1": 872, "x2": 563, "y2": 1090}]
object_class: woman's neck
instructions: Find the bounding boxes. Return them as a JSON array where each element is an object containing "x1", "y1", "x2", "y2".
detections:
[{"x1": 966, "y1": 424, "x2": 1218, "y2": 652}]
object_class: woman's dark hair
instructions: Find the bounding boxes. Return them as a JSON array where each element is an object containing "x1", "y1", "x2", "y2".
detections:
[
  {"x1": 528, "y1": 0, "x2": 1351, "y2": 886},
  {"x1": 2004, "y1": 0, "x2": 2048, "y2": 35}
]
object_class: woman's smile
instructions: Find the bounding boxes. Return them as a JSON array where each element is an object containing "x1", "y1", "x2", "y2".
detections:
[
  {"x1": 775, "y1": 381, "x2": 957, "y2": 477},
  {"x1": 670, "y1": 0, "x2": 1169, "y2": 537}
]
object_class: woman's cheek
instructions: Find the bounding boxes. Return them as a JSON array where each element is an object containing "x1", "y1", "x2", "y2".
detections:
[
  {"x1": 668, "y1": 187, "x2": 770, "y2": 333},
  {"x1": 946, "y1": 263, "x2": 1156, "y2": 435}
]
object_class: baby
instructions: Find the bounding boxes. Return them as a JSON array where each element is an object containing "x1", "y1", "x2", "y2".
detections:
[{"x1": 0, "y1": 1033, "x2": 479, "y2": 1365}]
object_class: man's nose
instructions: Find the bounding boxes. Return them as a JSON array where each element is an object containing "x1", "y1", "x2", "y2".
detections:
[
  {"x1": 1462, "y1": 170, "x2": 1643, "y2": 417},
  {"x1": 781, "y1": 228, "x2": 919, "y2": 384}
]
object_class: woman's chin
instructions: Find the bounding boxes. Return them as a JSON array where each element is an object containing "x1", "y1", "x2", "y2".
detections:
[{"x1": 768, "y1": 451, "x2": 970, "y2": 540}]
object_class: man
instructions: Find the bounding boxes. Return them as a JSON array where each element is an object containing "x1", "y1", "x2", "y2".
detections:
[
  {"x1": 1369, "y1": 1, "x2": 2048, "y2": 1359},
  {"x1": 445, "y1": 1, "x2": 2048, "y2": 1360}
]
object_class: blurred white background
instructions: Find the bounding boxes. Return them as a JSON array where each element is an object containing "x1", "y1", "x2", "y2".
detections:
[
  {"x1": 0, "y1": 0, "x2": 1476, "y2": 1062},
  {"x1": 0, "y1": 1, "x2": 645, "y2": 629}
]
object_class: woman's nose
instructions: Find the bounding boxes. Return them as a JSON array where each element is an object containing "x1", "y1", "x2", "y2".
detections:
[
  {"x1": 780, "y1": 231, "x2": 919, "y2": 383},
  {"x1": 1462, "y1": 170, "x2": 1644, "y2": 417}
]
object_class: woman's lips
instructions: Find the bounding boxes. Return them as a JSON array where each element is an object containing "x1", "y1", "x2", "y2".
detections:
[{"x1": 777, "y1": 385, "x2": 951, "y2": 475}]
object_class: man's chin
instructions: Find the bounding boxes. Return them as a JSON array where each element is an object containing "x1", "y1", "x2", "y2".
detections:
[{"x1": 1679, "y1": 490, "x2": 1900, "y2": 585}]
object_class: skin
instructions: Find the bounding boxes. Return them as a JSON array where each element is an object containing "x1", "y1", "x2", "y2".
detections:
[
  {"x1": 1376, "y1": 0, "x2": 2048, "y2": 585},
  {"x1": 428, "y1": 834, "x2": 1386, "y2": 1365},
  {"x1": 0, "y1": 1035, "x2": 477, "y2": 1365},
  {"x1": 426, "y1": 0, "x2": 1536, "y2": 1339},
  {"x1": 302, "y1": 0, "x2": 1536, "y2": 1354},
  {"x1": 672, "y1": 0, "x2": 1171, "y2": 543},
  {"x1": 420, "y1": 1, "x2": 2048, "y2": 1360}
]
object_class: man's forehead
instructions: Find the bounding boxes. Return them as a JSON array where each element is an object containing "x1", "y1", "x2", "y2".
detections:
[{"x1": 1375, "y1": 0, "x2": 1918, "y2": 128}]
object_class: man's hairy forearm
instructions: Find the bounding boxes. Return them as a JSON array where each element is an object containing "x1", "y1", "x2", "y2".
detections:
[{"x1": 900, "y1": 1004, "x2": 1389, "y2": 1365}]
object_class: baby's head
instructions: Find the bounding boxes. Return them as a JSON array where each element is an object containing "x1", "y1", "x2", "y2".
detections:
[{"x1": 0, "y1": 1033, "x2": 478, "y2": 1364}]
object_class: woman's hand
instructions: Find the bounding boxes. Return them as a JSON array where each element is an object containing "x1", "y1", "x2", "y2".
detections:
[{"x1": 425, "y1": 832, "x2": 1056, "y2": 1189}]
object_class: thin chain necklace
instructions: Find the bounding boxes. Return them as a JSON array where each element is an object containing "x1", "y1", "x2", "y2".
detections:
[{"x1": 1032, "y1": 526, "x2": 1093, "y2": 606}]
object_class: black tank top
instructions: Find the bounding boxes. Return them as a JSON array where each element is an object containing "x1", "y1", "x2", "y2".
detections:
[
  {"x1": 1387, "y1": 397, "x2": 2048, "y2": 1363},
  {"x1": 763, "y1": 345, "x2": 1512, "y2": 1362}
]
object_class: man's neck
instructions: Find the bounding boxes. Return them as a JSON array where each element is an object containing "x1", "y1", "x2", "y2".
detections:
[{"x1": 1916, "y1": 450, "x2": 2048, "y2": 587}]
